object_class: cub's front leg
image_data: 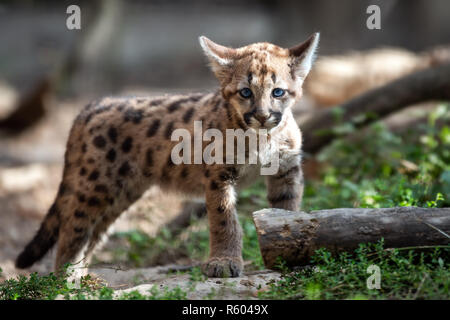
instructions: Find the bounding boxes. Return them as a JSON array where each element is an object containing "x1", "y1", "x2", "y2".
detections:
[
  {"x1": 266, "y1": 152, "x2": 304, "y2": 211},
  {"x1": 202, "y1": 167, "x2": 243, "y2": 277}
]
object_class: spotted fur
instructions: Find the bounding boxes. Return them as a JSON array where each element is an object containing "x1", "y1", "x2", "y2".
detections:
[{"x1": 16, "y1": 33, "x2": 320, "y2": 278}]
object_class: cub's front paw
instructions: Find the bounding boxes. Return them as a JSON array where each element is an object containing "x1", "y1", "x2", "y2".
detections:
[{"x1": 202, "y1": 256, "x2": 243, "y2": 278}]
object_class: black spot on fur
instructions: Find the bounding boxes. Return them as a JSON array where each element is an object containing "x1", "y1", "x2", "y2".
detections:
[
  {"x1": 168, "y1": 98, "x2": 188, "y2": 113},
  {"x1": 106, "y1": 149, "x2": 116, "y2": 162},
  {"x1": 210, "y1": 180, "x2": 219, "y2": 190},
  {"x1": 82, "y1": 143, "x2": 87, "y2": 153},
  {"x1": 275, "y1": 166, "x2": 299, "y2": 180},
  {"x1": 93, "y1": 135, "x2": 107, "y2": 149},
  {"x1": 219, "y1": 170, "x2": 237, "y2": 182},
  {"x1": 143, "y1": 170, "x2": 152, "y2": 178},
  {"x1": 271, "y1": 111, "x2": 283, "y2": 126},
  {"x1": 164, "y1": 122, "x2": 174, "y2": 139},
  {"x1": 88, "y1": 170, "x2": 100, "y2": 181},
  {"x1": 260, "y1": 65, "x2": 268, "y2": 77},
  {"x1": 220, "y1": 220, "x2": 227, "y2": 226},
  {"x1": 204, "y1": 169, "x2": 210, "y2": 178},
  {"x1": 180, "y1": 167, "x2": 189, "y2": 178},
  {"x1": 217, "y1": 205, "x2": 225, "y2": 214},
  {"x1": 118, "y1": 161, "x2": 131, "y2": 176},
  {"x1": 243, "y1": 110, "x2": 255, "y2": 125},
  {"x1": 124, "y1": 108, "x2": 143, "y2": 123},
  {"x1": 84, "y1": 113, "x2": 94, "y2": 124},
  {"x1": 95, "y1": 104, "x2": 112, "y2": 115},
  {"x1": 268, "y1": 192, "x2": 296, "y2": 203},
  {"x1": 77, "y1": 193, "x2": 86, "y2": 203},
  {"x1": 108, "y1": 127, "x2": 118, "y2": 143},
  {"x1": 48, "y1": 203, "x2": 60, "y2": 216},
  {"x1": 226, "y1": 166, "x2": 238, "y2": 178},
  {"x1": 147, "y1": 119, "x2": 161, "y2": 137},
  {"x1": 160, "y1": 160, "x2": 172, "y2": 181},
  {"x1": 166, "y1": 155, "x2": 174, "y2": 167},
  {"x1": 74, "y1": 210, "x2": 86, "y2": 218},
  {"x1": 87, "y1": 196, "x2": 101, "y2": 207},
  {"x1": 189, "y1": 94, "x2": 203, "y2": 102},
  {"x1": 121, "y1": 137, "x2": 133, "y2": 153},
  {"x1": 94, "y1": 184, "x2": 108, "y2": 193},
  {"x1": 146, "y1": 148, "x2": 153, "y2": 166},
  {"x1": 74, "y1": 227, "x2": 84, "y2": 233},
  {"x1": 182, "y1": 107, "x2": 195, "y2": 123},
  {"x1": 58, "y1": 183, "x2": 67, "y2": 196},
  {"x1": 149, "y1": 99, "x2": 164, "y2": 106}
]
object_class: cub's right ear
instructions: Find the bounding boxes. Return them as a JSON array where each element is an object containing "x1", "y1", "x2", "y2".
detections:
[
  {"x1": 199, "y1": 36, "x2": 237, "y2": 83},
  {"x1": 289, "y1": 32, "x2": 320, "y2": 81}
]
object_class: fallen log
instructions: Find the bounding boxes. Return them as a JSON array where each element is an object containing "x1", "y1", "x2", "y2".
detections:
[{"x1": 253, "y1": 207, "x2": 450, "y2": 269}]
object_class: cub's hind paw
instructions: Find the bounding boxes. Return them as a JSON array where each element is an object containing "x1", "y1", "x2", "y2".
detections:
[{"x1": 202, "y1": 256, "x2": 243, "y2": 278}]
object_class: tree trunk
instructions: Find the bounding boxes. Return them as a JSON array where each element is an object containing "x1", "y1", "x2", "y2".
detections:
[
  {"x1": 253, "y1": 207, "x2": 450, "y2": 269},
  {"x1": 300, "y1": 63, "x2": 450, "y2": 154}
]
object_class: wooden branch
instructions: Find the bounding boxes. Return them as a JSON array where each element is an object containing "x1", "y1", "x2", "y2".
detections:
[
  {"x1": 300, "y1": 63, "x2": 450, "y2": 154},
  {"x1": 253, "y1": 207, "x2": 450, "y2": 269},
  {"x1": 0, "y1": 78, "x2": 51, "y2": 133}
]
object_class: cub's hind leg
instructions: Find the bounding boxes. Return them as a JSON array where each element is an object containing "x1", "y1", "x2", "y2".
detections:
[
  {"x1": 82, "y1": 194, "x2": 141, "y2": 267},
  {"x1": 54, "y1": 187, "x2": 146, "y2": 278},
  {"x1": 54, "y1": 220, "x2": 91, "y2": 279},
  {"x1": 53, "y1": 192, "x2": 108, "y2": 278}
]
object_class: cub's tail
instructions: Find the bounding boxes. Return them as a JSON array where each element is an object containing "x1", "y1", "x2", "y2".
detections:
[{"x1": 15, "y1": 202, "x2": 60, "y2": 269}]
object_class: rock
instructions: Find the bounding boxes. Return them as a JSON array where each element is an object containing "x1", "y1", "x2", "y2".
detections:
[{"x1": 89, "y1": 266, "x2": 281, "y2": 299}]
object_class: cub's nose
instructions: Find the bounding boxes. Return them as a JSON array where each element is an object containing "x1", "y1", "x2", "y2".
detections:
[{"x1": 254, "y1": 113, "x2": 270, "y2": 125}]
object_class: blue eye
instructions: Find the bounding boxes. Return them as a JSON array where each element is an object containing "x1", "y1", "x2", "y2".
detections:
[
  {"x1": 272, "y1": 88, "x2": 285, "y2": 98},
  {"x1": 239, "y1": 88, "x2": 253, "y2": 99}
]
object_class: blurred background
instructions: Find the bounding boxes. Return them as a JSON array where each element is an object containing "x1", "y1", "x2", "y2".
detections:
[
  {"x1": 0, "y1": 0, "x2": 449, "y2": 284},
  {"x1": 1, "y1": 0, "x2": 450, "y2": 95}
]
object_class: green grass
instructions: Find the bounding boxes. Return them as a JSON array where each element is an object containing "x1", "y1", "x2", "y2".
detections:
[
  {"x1": 0, "y1": 268, "x2": 71, "y2": 300},
  {"x1": 260, "y1": 240, "x2": 449, "y2": 300},
  {"x1": 0, "y1": 266, "x2": 191, "y2": 300},
  {"x1": 1, "y1": 104, "x2": 448, "y2": 300},
  {"x1": 304, "y1": 105, "x2": 449, "y2": 211}
]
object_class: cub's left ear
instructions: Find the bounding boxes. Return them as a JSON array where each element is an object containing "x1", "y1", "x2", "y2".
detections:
[{"x1": 289, "y1": 32, "x2": 320, "y2": 81}]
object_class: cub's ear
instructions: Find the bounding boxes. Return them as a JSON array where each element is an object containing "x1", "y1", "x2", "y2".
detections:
[
  {"x1": 289, "y1": 32, "x2": 320, "y2": 81},
  {"x1": 199, "y1": 36, "x2": 237, "y2": 83}
]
